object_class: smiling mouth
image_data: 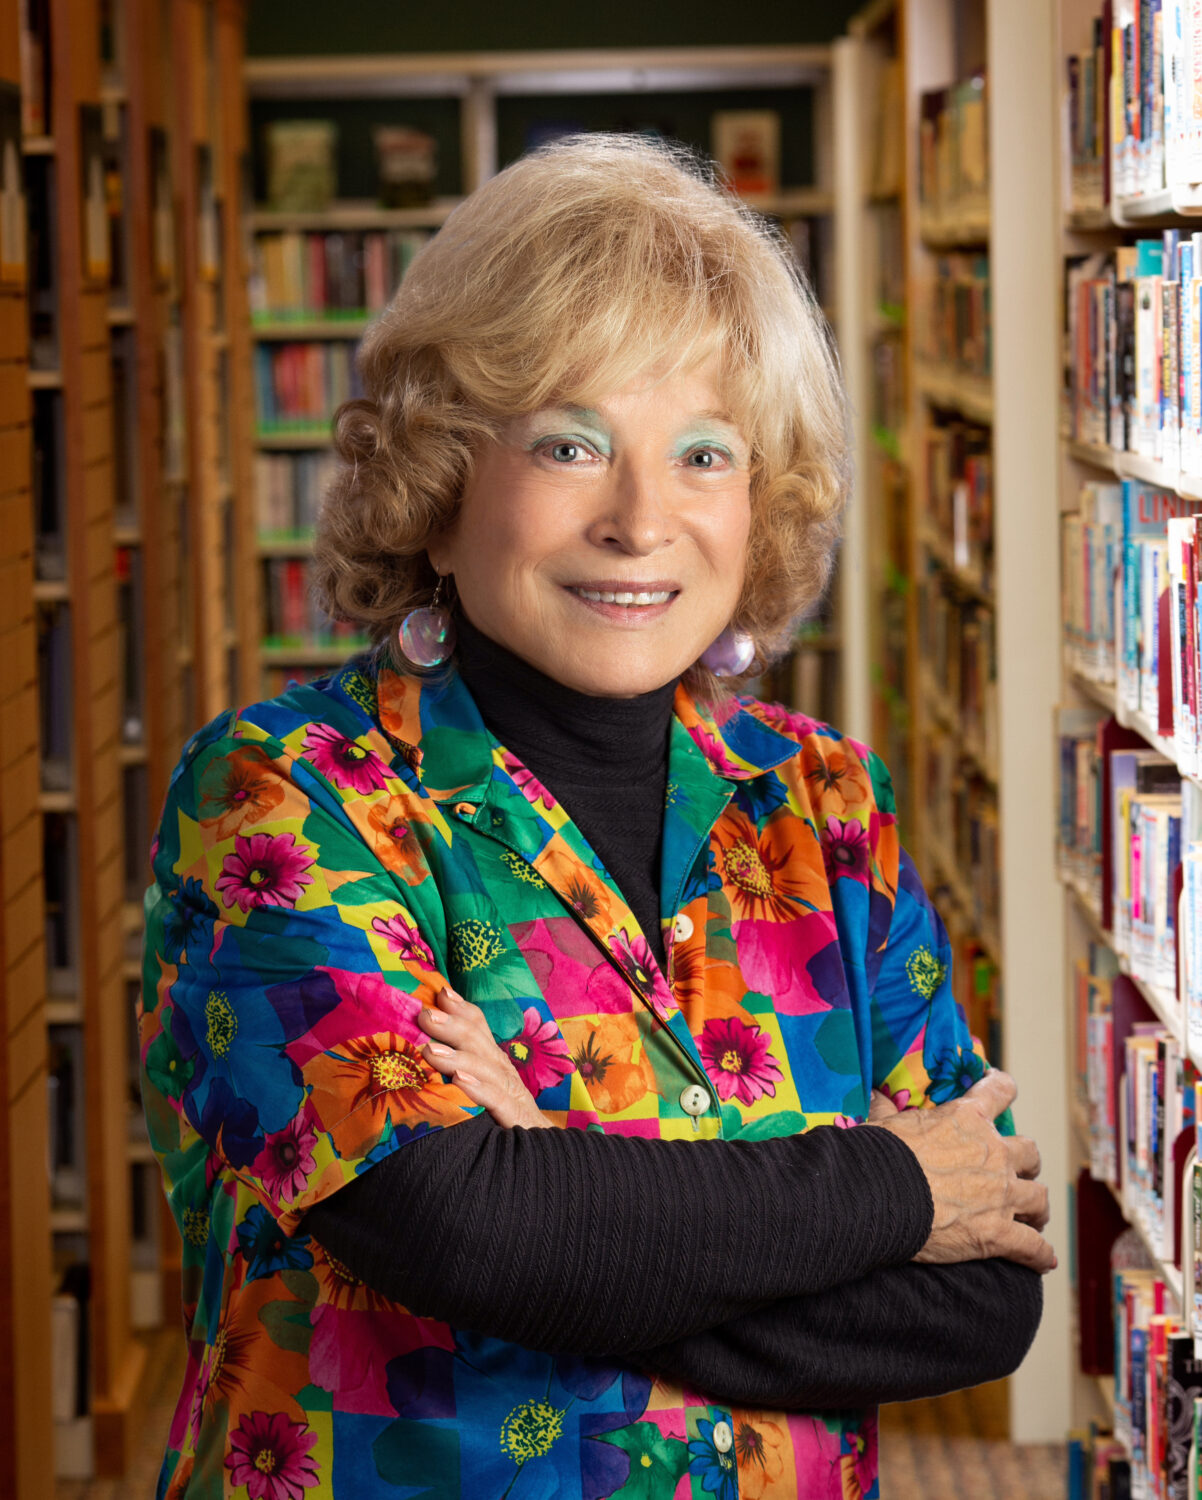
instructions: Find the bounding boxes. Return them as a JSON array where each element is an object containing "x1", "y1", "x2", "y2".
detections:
[{"x1": 568, "y1": 587, "x2": 676, "y2": 606}]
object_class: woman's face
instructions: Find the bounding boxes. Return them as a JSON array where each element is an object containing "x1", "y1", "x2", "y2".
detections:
[{"x1": 431, "y1": 363, "x2": 752, "y2": 698}]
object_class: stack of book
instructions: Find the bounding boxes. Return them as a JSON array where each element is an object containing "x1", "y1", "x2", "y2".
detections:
[
  {"x1": 1065, "y1": 19, "x2": 1107, "y2": 216},
  {"x1": 917, "y1": 75, "x2": 989, "y2": 235},
  {"x1": 1065, "y1": 235, "x2": 1202, "y2": 471},
  {"x1": 261, "y1": 556, "x2": 367, "y2": 653},
  {"x1": 1062, "y1": 480, "x2": 1123, "y2": 681},
  {"x1": 249, "y1": 228, "x2": 432, "y2": 322},
  {"x1": 1108, "y1": 0, "x2": 1202, "y2": 204},
  {"x1": 921, "y1": 416, "x2": 994, "y2": 590},
  {"x1": 916, "y1": 253, "x2": 991, "y2": 379},
  {"x1": 253, "y1": 341, "x2": 363, "y2": 437},
  {"x1": 255, "y1": 451, "x2": 340, "y2": 539}
]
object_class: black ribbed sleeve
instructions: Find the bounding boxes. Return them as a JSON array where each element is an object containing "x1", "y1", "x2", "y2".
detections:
[
  {"x1": 306, "y1": 1113, "x2": 933, "y2": 1356},
  {"x1": 639, "y1": 1258, "x2": 1043, "y2": 1409}
]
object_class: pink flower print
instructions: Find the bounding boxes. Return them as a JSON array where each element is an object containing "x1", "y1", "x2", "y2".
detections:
[
  {"x1": 687, "y1": 724, "x2": 743, "y2": 777},
  {"x1": 608, "y1": 930, "x2": 672, "y2": 1010},
  {"x1": 821, "y1": 815, "x2": 871, "y2": 884},
  {"x1": 371, "y1": 912, "x2": 436, "y2": 967},
  {"x1": 303, "y1": 722, "x2": 390, "y2": 795},
  {"x1": 215, "y1": 832, "x2": 315, "y2": 913},
  {"x1": 749, "y1": 699, "x2": 821, "y2": 740},
  {"x1": 225, "y1": 1410, "x2": 320, "y2": 1500},
  {"x1": 253, "y1": 1114, "x2": 318, "y2": 1205},
  {"x1": 698, "y1": 1016, "x2": 783, "y2": 1106},
  {"x1": 499, "y1": 749, "x2": 556, "y2": 811},
  {"x1": 876, "y1": 1081, "x2": 911, "y2": 1111},
  {"x1": 505, "y1": 1006, "x2": 574, "y2": 1096}
]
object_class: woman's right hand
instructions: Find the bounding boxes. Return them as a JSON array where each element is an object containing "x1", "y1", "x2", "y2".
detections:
[
  {"x1": 415, "y1": 985, "x2": 554, "y2": 1131},
  {"x1": 869, "y1": 1068, "x2": 1056, "y2": 1274}
]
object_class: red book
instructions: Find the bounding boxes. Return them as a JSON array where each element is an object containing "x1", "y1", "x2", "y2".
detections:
[
  {"x1": 1075, "y1": 1167, "x2": 1129, "y2": 1375},
  {"x1": 307, "y1": 233, "x2": 327, "y2": 317},
  {"x1": 1158, "y1": 579, "x2": 1174, "y2": 737}
]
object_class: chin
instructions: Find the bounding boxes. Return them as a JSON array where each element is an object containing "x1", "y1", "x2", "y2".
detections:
[{"x1": 557, "y1": 660, "x2": 685, "y2": 699}]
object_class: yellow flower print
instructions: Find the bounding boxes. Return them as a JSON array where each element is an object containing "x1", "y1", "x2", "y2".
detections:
[
  {"x1": 500, "y1": 1399, "x2": 565, "y2": 1464},
  {"x1": 905, "y1": 946, "x2": 946, "y2": 999}
]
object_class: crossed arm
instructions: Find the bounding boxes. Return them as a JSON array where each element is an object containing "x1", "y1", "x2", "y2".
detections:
[{"x1": 305, "y1": 988, "x2": 1049, "y2": 1411}]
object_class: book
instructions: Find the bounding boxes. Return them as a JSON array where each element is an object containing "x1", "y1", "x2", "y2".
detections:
[
  {"x1": 711, "y1": 110, "x2": 781, "y2": 200},
  {"x1": 266, "y1": 120, "x2": 337, "y2": 212}
]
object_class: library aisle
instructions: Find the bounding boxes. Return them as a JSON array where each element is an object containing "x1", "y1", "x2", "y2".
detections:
[{"x1": 18, "y1": 0, "x2": 1202, "y2": 1495}]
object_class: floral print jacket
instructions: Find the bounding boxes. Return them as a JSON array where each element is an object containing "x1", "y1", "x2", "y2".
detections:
[{"x1": 140, "y1": 653, "x2": 992, "y2": 1500}]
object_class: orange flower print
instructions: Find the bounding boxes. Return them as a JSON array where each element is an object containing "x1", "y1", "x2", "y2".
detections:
[
  {"x1": 197, "y1": 746, "x2": 286, "y2": 840},
  {"x1": 311, "y1": 1239, "x2": 394, "y2": 1316},
  {"x1": 669, "y1": 942, "x2": 748, "y2": 1018},
  {"x1": 537, "y1": 846, "x2": 616, "y2": 929},
  {"x1": 560, "y1": 1012, "x2": 657, "y2": 1115},
  {"x1": 732, "y1": 1412, "x2": 794, "y2": 1500},
  {"x1": 801, "y1": 744, "x2": 871, "y2": 815},
  {"x1": 188, "y1": 1276, "x2": 308, "y2": 1444},
  {"x1": 365, "y1": 798, "x2": 427, "y2": 883},
  {"x1": 712, "y1": 808, "x2": 827, "y2": 925},
  {"x1": 303, "y1": 1032, "x2": 470, "y2": 1159}
]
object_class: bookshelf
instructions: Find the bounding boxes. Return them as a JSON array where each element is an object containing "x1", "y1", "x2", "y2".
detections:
[
  {"x1": 847, "y1": 0, "x2": 912, "y2": 825},
  {"x1": 897, "y1": 0, "x2": 1069, "y2": 1444},
  {"x1": 242, "y1": 46, "x2": 874, "y2": 735},
  {"x1": 0, "y1": 0, "x2": 255, "y2": 1487},
  {"x1": 1054, "y1": 0, "x2": 1202, "y2": 1486},
  {"x1": 0, "y1": 7, "x2": 54, "y2": 1496}
]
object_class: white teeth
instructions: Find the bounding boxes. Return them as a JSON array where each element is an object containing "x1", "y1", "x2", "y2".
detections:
[{"x1": 573, "y1": 588, "x2": 671, "y2": 606}]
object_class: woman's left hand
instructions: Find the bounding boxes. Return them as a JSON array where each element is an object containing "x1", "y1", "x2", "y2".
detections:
[{"x1": 416, "y1": 986, "x2": 553, "y2": 1130}]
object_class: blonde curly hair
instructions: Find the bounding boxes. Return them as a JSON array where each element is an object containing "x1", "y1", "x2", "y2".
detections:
[{"x1": 313, "y1": 132, "x2": 849, "y2": 694}]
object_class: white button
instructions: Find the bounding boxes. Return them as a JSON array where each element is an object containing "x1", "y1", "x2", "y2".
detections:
[
  {"x1": 712, "y1": 1421, "x2": 733, "y2": 1453},
  {"x1": 672, "y1": 913, "x2": 694, "y2": 942},
  {"x1": 679, "y1": 1084, "x2": 711, "y2": 1117}
]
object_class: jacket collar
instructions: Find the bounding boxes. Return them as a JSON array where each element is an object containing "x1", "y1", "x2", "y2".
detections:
[{"x1": 359, "y1": 655, "x2": 801, "y2": 801}]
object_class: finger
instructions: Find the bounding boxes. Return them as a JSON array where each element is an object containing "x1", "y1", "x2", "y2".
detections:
[
  {"x1": 994, "y1": 1219, "x2": 1057, "y2": 1274},
  {"x1": 1011, "y1": 1179, "x2": 1051, "y2": 1231},
  {"x1": 868, "y1": 1090, "x2": 900, "y2": 1121},
  {"x1": 962, "y1": 1067, "x2": 1017, "y2": 1116},
  {"x1": 1005, "y1": 1134, "x2": 1042, "y2": 1180}
]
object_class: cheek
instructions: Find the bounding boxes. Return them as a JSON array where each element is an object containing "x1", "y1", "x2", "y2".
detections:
[{"x1": 704, "y1": 492, "x2": 752, "y2": 597}]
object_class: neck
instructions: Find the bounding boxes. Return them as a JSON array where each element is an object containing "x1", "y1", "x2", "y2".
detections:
[{"x1": 454, "y1": 615, "x2": 678, "y2": 782}]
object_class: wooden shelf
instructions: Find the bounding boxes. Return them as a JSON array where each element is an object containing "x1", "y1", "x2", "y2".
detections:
[
  {"x1": 1094, "y1": 691, "x2": 1202, "y2": 793},
  {"x1": 259, "y1": 643, "x2": 363, "y2": 666},
  {"x1": 248, "y1": 198, "x2": 462, "y2": 232},
  {"x1": 251, "y1": 318, "x2": 371, "y2": 340},
  {"x1": 1064, "y1": 207, "x2": 1114, "y2": 232},
  {"x1": 918, "y1": 210, "x2": 990, "y2": 247},
  {"x1": 918, "y1": 521, "x2": 994, "y2": 606},
  {"x1": 257, "y1": 536, "x2": 315, "y2": 556},
  {"x1": 1, "y1": 0, "x2": 262, "y2": 1490},
  {"x1": 254, "y1": 429, "x2": 332, "y2": 449},
  {"x1": 914, "y1": 361, "x2": 994, "y2": 424},
  {"x1": 243, "y1": 45, "x2": 835, "y2": 99}
]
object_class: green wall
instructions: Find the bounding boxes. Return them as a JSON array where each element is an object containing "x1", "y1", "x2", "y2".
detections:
[{"x1": 247, "y1": 1, "x2": 862, "y2": 55}]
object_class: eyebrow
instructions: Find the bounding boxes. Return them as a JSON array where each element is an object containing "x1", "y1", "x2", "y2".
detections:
[{"x1": 538, "y1": 402, "x2": 745, "y2": 435}]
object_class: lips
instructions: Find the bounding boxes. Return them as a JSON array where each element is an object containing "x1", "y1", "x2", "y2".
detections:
[
  {"x1": 562, "y1": 581, "x2": 679, "y2": 624},
  {"x1": 572, "y1": 587, "x2": 672, "y2": 605}
]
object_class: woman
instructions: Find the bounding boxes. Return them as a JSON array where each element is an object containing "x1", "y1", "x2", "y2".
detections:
[{"x1": 141, "y1": 135, "x2": 1050, "y2": 1500}]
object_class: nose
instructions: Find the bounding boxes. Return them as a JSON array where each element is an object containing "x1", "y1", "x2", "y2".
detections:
[{"x1": 585, "y1": 457, "x2": 673, "y2": 556}]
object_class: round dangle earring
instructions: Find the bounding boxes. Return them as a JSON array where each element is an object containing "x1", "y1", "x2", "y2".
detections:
[
  {"x1": 700, "y1": 625, "x2": 755, "y2": 678},
  {"x1": 398, "y1": 576, "x2": 456, "y2": 668}
]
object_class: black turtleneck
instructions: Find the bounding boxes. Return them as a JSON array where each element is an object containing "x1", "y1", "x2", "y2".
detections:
[
  {"x1": 455, "y1": 615, "x2": 675, "y2": 966},
  {"x1": 303, "y1": 629, "x2": 1043, "y2": 1410}
]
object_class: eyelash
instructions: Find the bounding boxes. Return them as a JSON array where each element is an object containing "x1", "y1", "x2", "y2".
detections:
[{"x1": 534, "y1": 438, "x2": 733, "y2": 468}]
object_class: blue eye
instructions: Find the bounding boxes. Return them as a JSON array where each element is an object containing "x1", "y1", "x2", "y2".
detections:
[
  {"x1": 549, "y1": 442, "x2": 582, "y2": 462},
  {"x1": 687, "y1": 449, "x2": 718, "y2": 468}
]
